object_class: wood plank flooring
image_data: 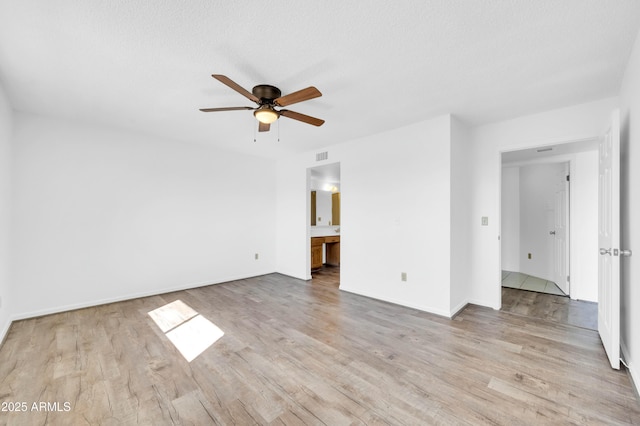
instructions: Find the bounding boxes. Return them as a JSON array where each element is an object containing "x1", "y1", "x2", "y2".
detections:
[
  {"x1": 501, "y1": 287, "x2": 598, "y2": 331},
  {"x1": 310, "y1": 264, "x2": 340, "y2": 288},
  {"x1": 1, "y1": 273, "x2": 639, "y2": 425}
]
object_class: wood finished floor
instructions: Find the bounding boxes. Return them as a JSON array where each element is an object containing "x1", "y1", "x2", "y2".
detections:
[
  {"x1": 501, "y1": 287, "x2": 598, "y2": 331},
  {"x1": 310, "y1": 264, "x2": 340, "y2": 288},
  {"x1": 1, "y1": 273, "x2": 639, "y2": 425}
]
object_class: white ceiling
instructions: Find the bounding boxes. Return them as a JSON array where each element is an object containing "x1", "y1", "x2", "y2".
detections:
[{"x1": 1, "y1": 1, "x2": 639, "y2": 159}]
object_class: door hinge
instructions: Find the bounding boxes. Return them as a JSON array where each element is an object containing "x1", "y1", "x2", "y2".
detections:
[
  {"x1": 567, "y1": 275, "x2": 570, "y2": 282},
  {"x1": 566, "y1": 175, "x2": 570, "y2": 182}
]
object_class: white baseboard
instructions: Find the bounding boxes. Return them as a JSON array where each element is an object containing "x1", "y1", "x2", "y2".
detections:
[
  {"x1": 11, "y1": 270, "x2": 276, "y2": 322},
  {"x1": 274, "y1": 271, "x2": 309, "y2": 282},
  {"x1": 466, "y1": 297, "x2": 501, "y2": 311},
  {"x1": 0, "y1": 316, "x2": 11, "y2": 348},
  {"x1": 339, "y1": 286, "x2": 452, "y2": 318},
  {"x1": 450, "y1": 299, "x2": 469, "y2": 318},
  {"x1": 621, "y1": 341, "x2": 640, "y2": 402}
]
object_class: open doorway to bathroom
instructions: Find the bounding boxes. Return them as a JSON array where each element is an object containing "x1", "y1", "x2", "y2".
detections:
[{"x1": 308, "y1": 162, "x2": 340, "y2": 287}]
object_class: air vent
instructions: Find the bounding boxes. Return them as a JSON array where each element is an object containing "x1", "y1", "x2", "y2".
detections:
[{"x1": 316, "y1": 151, "x2": 328, "y2": 161}]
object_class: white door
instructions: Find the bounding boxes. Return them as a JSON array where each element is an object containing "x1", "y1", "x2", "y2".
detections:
[
  {"x1": 598, "y1": 109, "x2": 620, "y2": 370},
  {"x1": 552, "y1": 163, "x2": 570, "y2": 294}
]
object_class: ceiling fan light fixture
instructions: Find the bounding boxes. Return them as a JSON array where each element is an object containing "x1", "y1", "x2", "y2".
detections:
[{"x1": 254, "y1": 107, "x2": 279, "y2": 124}]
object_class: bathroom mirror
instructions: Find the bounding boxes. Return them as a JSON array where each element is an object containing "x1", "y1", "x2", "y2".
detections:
[
  {"x1": 309, "y1": 163, "x2": 340, "y2": 227},
  {"x1": 311, "y1": 190, "x2": 339, "y2": 226}
]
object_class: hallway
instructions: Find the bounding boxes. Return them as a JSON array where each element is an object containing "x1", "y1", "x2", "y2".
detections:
[{"x1": 502, "y1": 270, "x2": 566, "y2": 296}]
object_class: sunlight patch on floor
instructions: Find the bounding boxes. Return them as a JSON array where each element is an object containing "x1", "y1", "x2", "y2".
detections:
[
  {"x1": 148, "y1": 300, "x2": 198, "y2": 332},
  {"x1": 148, "y1": 300, "x2": 224, "y2": 362}
]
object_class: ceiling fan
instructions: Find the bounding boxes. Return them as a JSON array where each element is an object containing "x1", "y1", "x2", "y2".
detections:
[{"x1": 200, "y1": 74, "x2": 325, "y2": 132}]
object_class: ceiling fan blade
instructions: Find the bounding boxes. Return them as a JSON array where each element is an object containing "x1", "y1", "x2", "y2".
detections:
[
  {"x1": 199, "y1": 106, "x2": 255, "y2": 112},
  {"x1": 212, "y1": 74, "x2": 260, "y2": 103},
  {"x1": 279, "y1": 109, "x2": 325, "y2": 127},
  {"x1": 258, "y1": 122, "x2": 271, "y2": 132},
  {"x1": 274, "y1": 87, "x2": 322, "y2": 107}
]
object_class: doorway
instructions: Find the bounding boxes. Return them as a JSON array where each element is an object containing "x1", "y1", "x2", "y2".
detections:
[
  {"x1": 308, "y1": 162, "x2": 341, "y2": 287},
  {"x1": 499, "y1": 139, "x2": 600, "y2": 327},
  {"x1": 501, "y1": 161, "x2": 570, "y2": 296}
]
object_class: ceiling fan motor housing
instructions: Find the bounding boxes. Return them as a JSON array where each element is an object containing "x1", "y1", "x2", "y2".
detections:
[{"x1": 252, "y1": 85, "x2": 281, "y2": 103}]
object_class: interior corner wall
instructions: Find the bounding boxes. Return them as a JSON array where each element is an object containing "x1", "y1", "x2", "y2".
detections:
[
  {"x1": 468, "y1": 97, "x2": 619, "y2": 310},
  {"x1": 449, "y1": 116, "x2": 472, "y2": 314},
  {"x1": 276, "y1": 115, "x2": 453, "y2": 316},
  {"x1": 619, "y1": 27, "x2": 640, "y2": 393},
  {"x1": 0, "y1": 80, "x2": 13, "y2": 342},
  {"x1": 11, "y1": 113, "x2": 277, "y2": 319}
]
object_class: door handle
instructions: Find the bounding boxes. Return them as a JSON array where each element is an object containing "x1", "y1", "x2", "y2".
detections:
[
  {"x1": 600, "y1": 248, "x2": 612, "y2": 255},
  {"x1": 620, "y1": 249, "x2": 633, "y2": 257},
  {"x1": 549, "y1": 231, "x2": 556, "y2": 235}
]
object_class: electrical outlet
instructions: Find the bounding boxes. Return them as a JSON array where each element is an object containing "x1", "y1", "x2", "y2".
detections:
[
  {"x1": 481, "y1": 216, "x2": 489, "y2": 226},
  {"x1": 401, "y1": 272, "x2": 407, "y2": 282},
  {"x1": 255, "y1": 253, "x2": 259, "y2": 260}
]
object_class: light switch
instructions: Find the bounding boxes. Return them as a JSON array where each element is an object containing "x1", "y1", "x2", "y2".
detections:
[{"x1": 481, "y1": 216, "x2": 489, "y2": 226}]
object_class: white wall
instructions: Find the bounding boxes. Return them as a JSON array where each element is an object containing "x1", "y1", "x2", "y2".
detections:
[
  {"x1": 450, "y1": 116, "x2": 472, "y2": 313},
  {"x1": 519, "y1": 162, "x2": 564, "y2": 281},
  {"x1": 11, "y1": 113, "x2": 277, "y2": 318},
  {"x1": 275, "y1": 159, "x2": 309, "y2": 280},
  {"x1": 276, "y1": 115, "x2": 458, "y2": 316},
  {"x1": 501, "y1": 167, "x2": 520, "y2": 271},
  {"x1": 619, "y1": 27, "x2": 640, "y2": 393},
  {"x1": 468, "y1": 97, "x2": 618, "y2": 309},
  {"x1": 340, "y1": 115, "x2": 452, "y2": 315},
  {"x1": 0, "y1": 81, "x2": 12, "y2": 341}
]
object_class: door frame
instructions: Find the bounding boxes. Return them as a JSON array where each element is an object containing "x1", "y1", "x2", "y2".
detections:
[
  {"x1": 306, "y1": 161, "x2": 341, "y2": 280},
  {"x1": 498, "y1": 138, "x2": 597, "y2": 305}
]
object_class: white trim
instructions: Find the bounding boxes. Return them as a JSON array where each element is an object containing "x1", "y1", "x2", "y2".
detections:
[
  {"x1": 11, "y1": 271, "x2": 276, "y2": 322},
  {"x1": 466, "y1": 298, "x2": 500, "y2": 310},
  {"x1": 339, "y1": 286, "x2": 452, "y2": 318},
  {"x1": 450, "y1": 299, "x2": 469, "y2": 318},
  {"x1": 0, "y1": 317, "x2": 11, "y2": 348},
  {"x1": 621, "y1": 341, "x2": 640, "y2": 400}
]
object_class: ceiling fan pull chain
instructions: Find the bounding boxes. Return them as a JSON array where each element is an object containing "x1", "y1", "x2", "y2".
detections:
[
  {"x1": 278, "y1": 120, "x2": 280, "y2": 142},
  {"x1": 253, "y1": 121, "x2": 257, "y2": 143}
]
